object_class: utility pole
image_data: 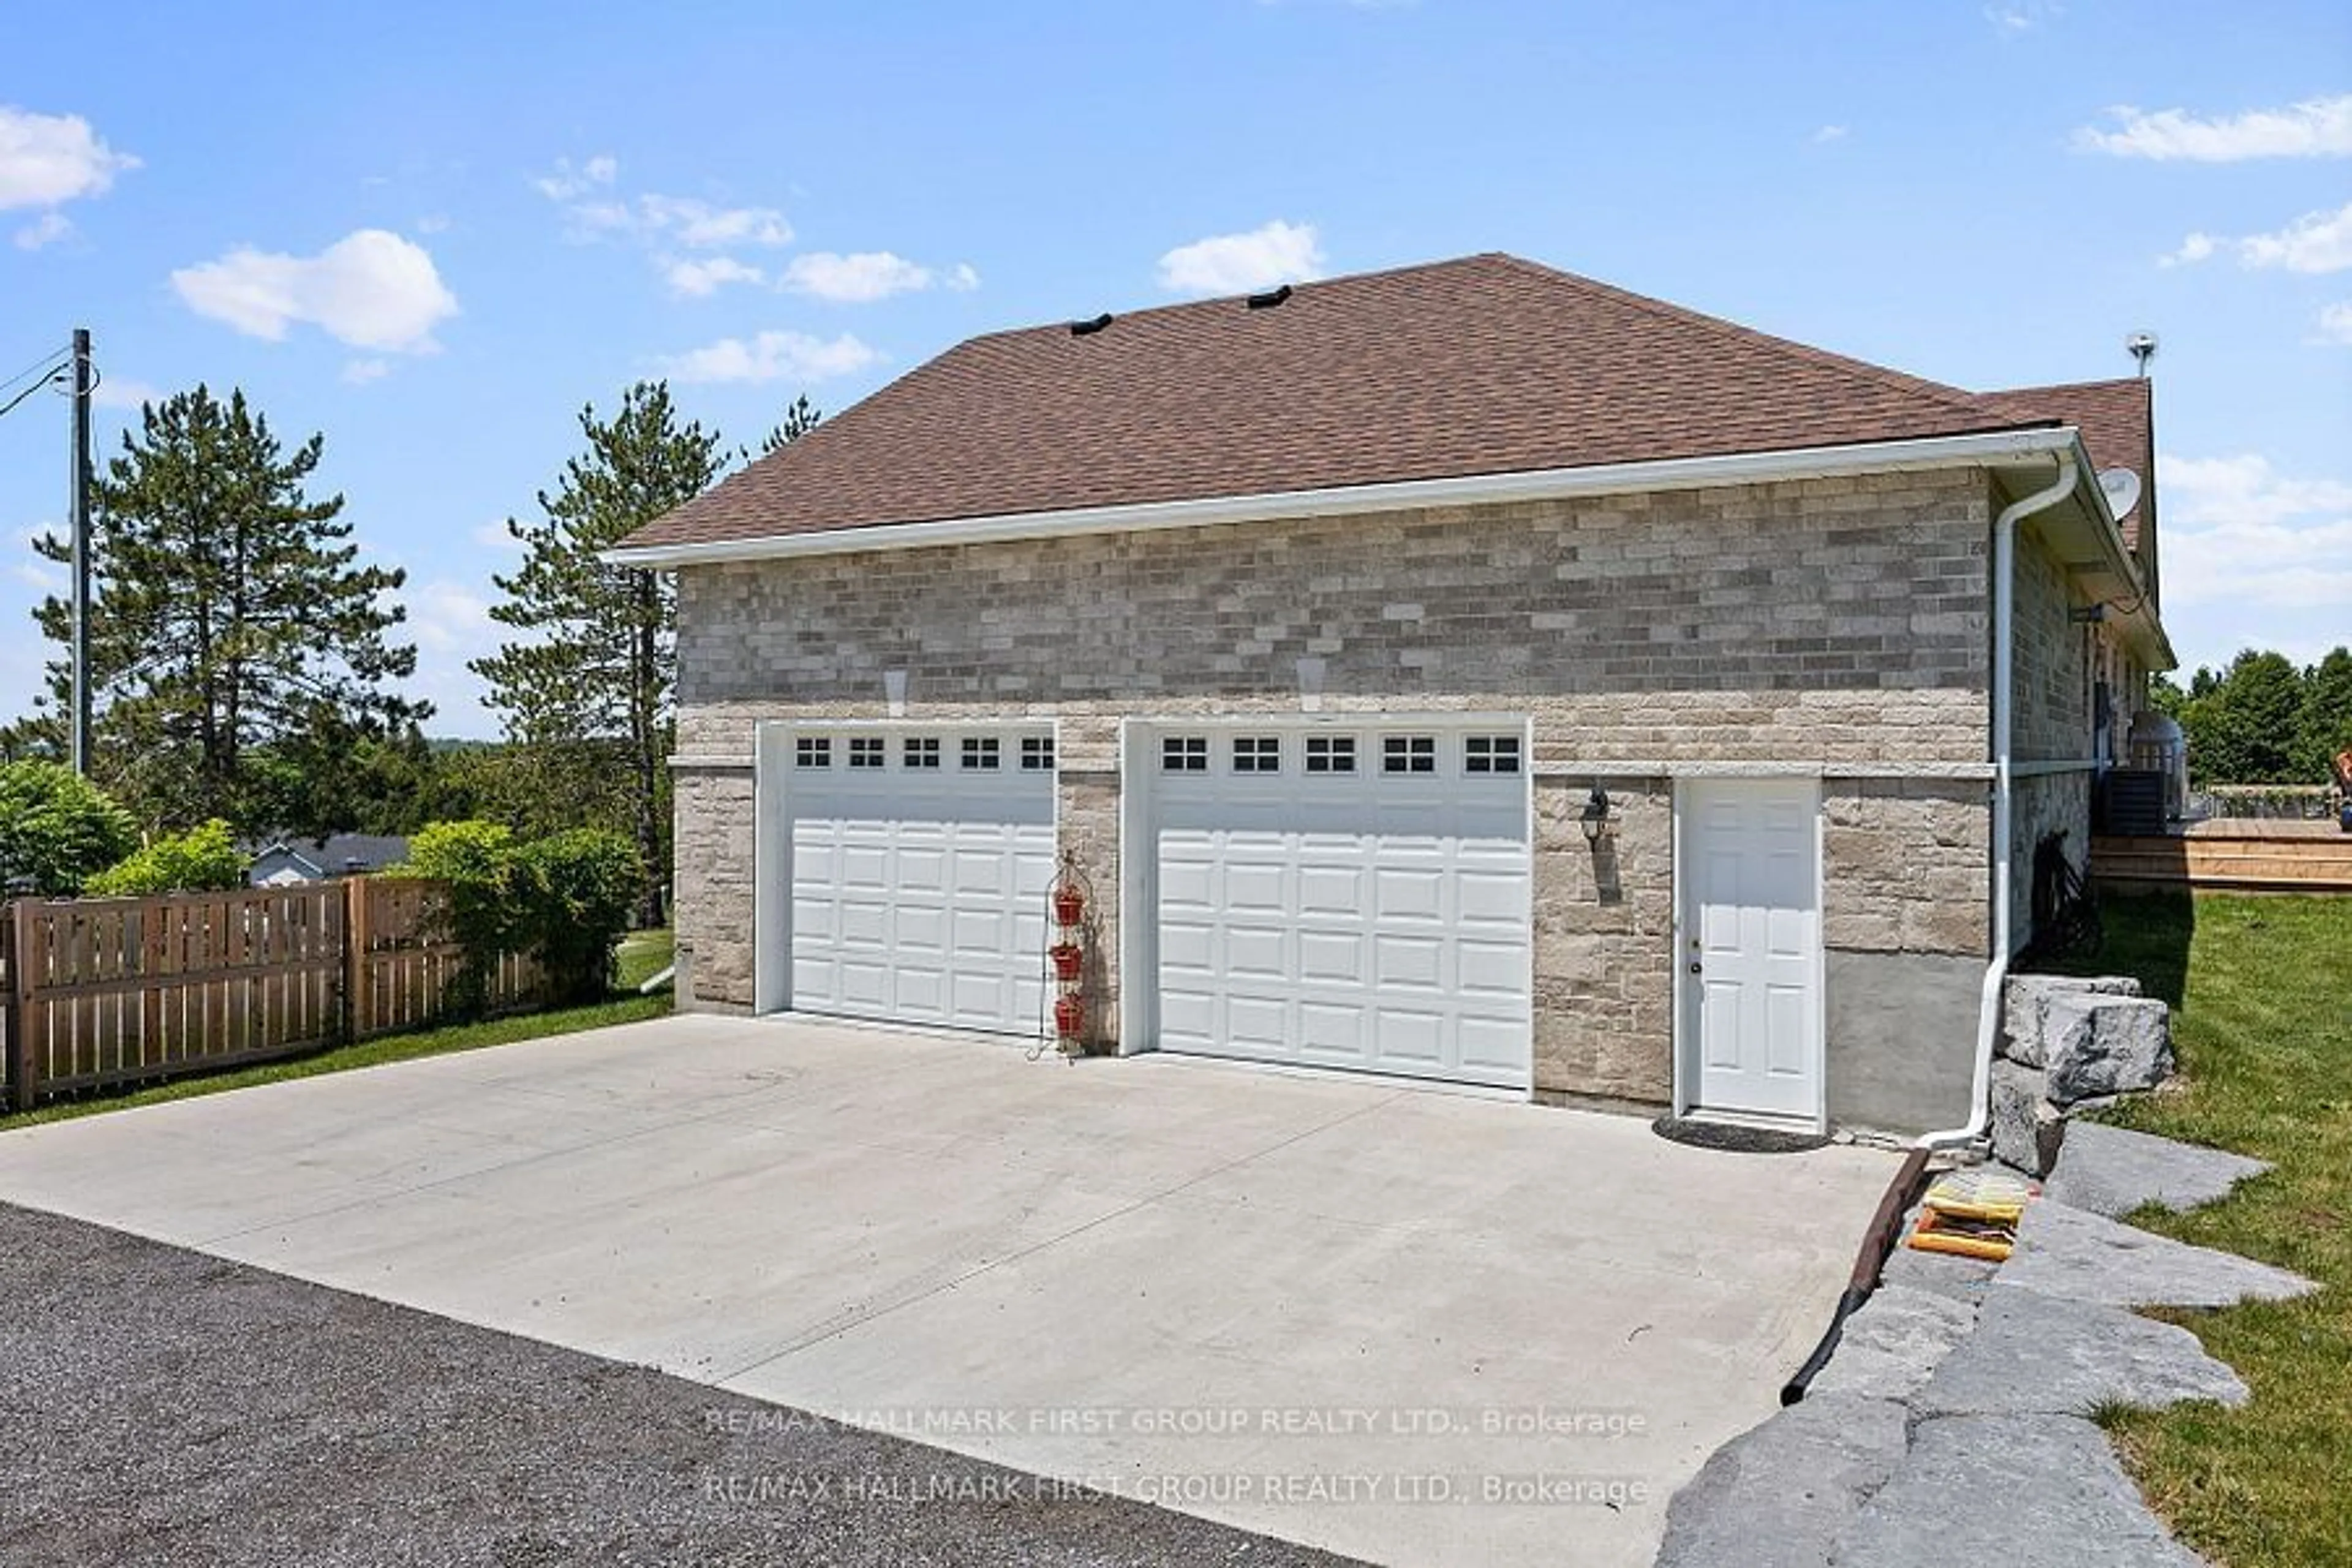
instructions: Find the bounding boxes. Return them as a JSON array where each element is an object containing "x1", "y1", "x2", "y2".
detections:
[{"x1": 69, "y1": 327, "x2": 93, "y2": 777}]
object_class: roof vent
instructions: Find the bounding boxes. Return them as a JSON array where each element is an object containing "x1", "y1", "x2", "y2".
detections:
[
  {"x1": 1245, "y1": 284, "x2": 1294, "y2": 311},
  {"x1": 1069, "y1": 312, "x2": 1113, "y2": 337}
]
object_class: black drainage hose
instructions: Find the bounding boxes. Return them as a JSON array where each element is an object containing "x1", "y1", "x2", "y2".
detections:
[{"x1": 1780, "y1": 1146, "x2": 1931, "y2": 1406}]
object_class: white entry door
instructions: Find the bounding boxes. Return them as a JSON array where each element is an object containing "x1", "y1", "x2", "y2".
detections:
[
  {"x1": 1145, "y1": 723, "x2": 1532, "y2": 1088},
  {"x1": 784, "y1": 727, "x2": 1055, "y2": 1035},
  {"x1": 1680, "y1": 778, "x2": 1822, "y2": 1123}
]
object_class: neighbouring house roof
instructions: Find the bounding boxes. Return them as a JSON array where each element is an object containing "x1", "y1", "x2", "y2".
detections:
[
  {"x1": 1979, "y1": 377, "x2": 2153, "y2": 552},
  {"x1": 245, "y1": 834, "x2": 411, "y2": 879},
  {"x1": 620, "y1": 252, "x2": 2125, "y2": 551}
]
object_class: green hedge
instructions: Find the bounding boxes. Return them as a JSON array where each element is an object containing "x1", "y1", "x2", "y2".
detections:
[
  {"x1": 85, "y1": 820, "x2": 248, "y2": 898},
  {"x1": 392, "y1": 820, "x2": 644, "y2": 1014}
]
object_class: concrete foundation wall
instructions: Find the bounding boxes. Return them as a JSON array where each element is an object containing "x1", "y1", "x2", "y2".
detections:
[
  {"x1": 1825, "y1": 949, "x2": 1985, "y2": 1135},
  {"x1": 669, "y1": 472, "x2": 1999, "y2": 1121}
]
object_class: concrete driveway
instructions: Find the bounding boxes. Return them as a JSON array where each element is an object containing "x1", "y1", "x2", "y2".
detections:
[{"x1": 0, "y1": 1014, "x2": 1893, "y2": 1567}]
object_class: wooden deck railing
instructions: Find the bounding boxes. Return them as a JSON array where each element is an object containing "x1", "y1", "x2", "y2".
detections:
[
  {"x1": 0, "y1": 878, "x2": 540, "y2": 1111},
  {"x1": 2092, "y1": 827, "x2": 2352, "y2": 894}
]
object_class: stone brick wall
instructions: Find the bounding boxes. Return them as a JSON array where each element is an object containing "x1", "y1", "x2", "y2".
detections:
[
  {"x1": 668, "y1": 469, "x2": 2001, "y2": 1110},
  {"x1": 1532, "y1": 774, "x2": 1675, "y2": 1109},
  {"x1": 2012, "y1": 518, "x2": 2089, "y2": 764},
  {"x1": 2008, "y1": 514, "x2": 2101, "y2": 947},
  {"x1": 676, "y1": 472, "x2": 1992, "y2": 760},
  {"x1": 1824, "y1": 779, "x2": 1991, "y2": 959},
  {"x1": 673, "y1": 764, "x2": 756, "y2": 1010}
]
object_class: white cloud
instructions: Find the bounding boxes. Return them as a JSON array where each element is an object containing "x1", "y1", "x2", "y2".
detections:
[
  {"x1": 2158, "y1": 203, "x2": 2352, "y2": 276},
  {"x1": 532, "y1": 154, "x2": 616, "y2": 201},
  {"x1": 341, "y1": 358, "x2": 390, "y2": 385},
  {"x1": 1811, "y1": 124, "x2": 1848, "y2": 145},
  {"x1": 403, "y1": 576, "x2": 503, "y2": 737},
  {"x1": 536, "y1": 155, "x2": 796, "y2": 303},
  {"x1": 2075, "y1": 94, "x2": 2352, "y2": 162},
  {"x1": 2157, "y1": 453, "x2": 2352, "y2": 668},
  {"x1": 2319, "y1": 303, "x2": 2352, "y2": 347},
  {"x1": 664, "y1": 255, "x2": 766, "y2": 297},
  {"x1": 2154, "y1": 453, "x2": 2352, "y2": 677},
  {"x1": 12, "y1": 526, "x2": 62, "y2": 594},
  {"x1": 948, "y1": 262, "x2": 981, "y2": 291},
  {"x1": 1984, "y1": 2, "x2": 2059, "y2": 37},
  {"x1": 91, "y1": 375, "x2": 160, "y2": 411},
  {"x1": 2159, "y1": 232, "x2": 2217, "y2": 268},
  {"x1": 1156, "y1": 220, "x2": 1325, "y2": 295},
  {"x1": 13, "y1": 211, "x2": 71, "y2": 249},
  {"x1": 472, "y1": 519, "x2": 523, "y2": 552},
  {"x1": 638, "y1": 193, "x2": 791, "y2": 249},
  {"x1": 657, "y1": 330, "x2": 879, "y2": 385},
  {"x1": 0, "y1": 105, "x2": 139, "y2": 210},
  {"x1": 414, "y1": 213, "x2": 451, "y2": 235},
  {"x1": 2237, "y1": 202, "x2": 2352, "y2": 274},
  {"x1": 778, "y1": 251, "x2": 958, "y2": 303},
  {"x1": 170, "y1": 228, "x2": 459, "y2": 352}
]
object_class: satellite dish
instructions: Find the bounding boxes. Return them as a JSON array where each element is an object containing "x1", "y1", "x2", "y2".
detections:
[{"x1": 2098, "y1": 467, "x2": 2143, "y2": 519}]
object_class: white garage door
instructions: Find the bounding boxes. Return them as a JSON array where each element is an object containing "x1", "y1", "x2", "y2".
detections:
[
  {"x1": 1148, "y1": 723, "x2": 1532, "y2": 1088},
  {"x1": 785, "y1": 727, "x2": 1056, "y2": 1035}
]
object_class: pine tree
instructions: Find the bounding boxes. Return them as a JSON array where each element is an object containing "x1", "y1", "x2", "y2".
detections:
[
  {"x1": 472, "y1": 382, "x2": 726, "y2": 925},
  {"x1": 760, "y1": 394, "x2": 822, "y2": 455},
  {"x1": 16, "y1": 385, "x2": 422, "y2": 828}
]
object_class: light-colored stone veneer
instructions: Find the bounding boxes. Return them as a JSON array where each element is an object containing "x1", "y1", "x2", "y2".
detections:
[
  {"x1": 672, "y1": 764, "x2": 755, "y2": 1012},
  {"x1": 668, "y1": 471, "x2": 2005, "y2": 1114}
]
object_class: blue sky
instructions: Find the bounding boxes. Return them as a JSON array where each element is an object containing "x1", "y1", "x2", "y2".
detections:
[{"x1": 3, "y1": 1, "x2": 2348, "y2": 736}]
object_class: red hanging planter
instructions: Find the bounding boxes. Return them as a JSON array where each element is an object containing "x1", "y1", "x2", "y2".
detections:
[
  {"x1": 1054, "y1": 993, "x2": 1085, "y2": 1040},
  {"x1": 1052, "y1": 886, "x2": 1086, "y2": 927},
  {"x1": 1049, "y1": 942, "x2": 1085, "y2": 981}
]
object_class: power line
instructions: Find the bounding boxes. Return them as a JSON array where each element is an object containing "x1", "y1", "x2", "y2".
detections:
[
  {"x1": 0, "y1": 360, "x2": 70, "y2": 421},
  {"x1": 0, "y1": 341, "x2": 72, "y2": 396}
]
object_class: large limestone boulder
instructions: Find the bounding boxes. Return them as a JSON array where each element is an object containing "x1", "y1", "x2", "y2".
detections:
[
  {"x1": 2043, "y1": 993, "x2": 2175, "y2": 1106},
  {"x1": 1990, "y1": 1059, "x2": 2066, "y2": 1177},
  {"x1": 2000, "y1": 974, "x2": 2141, "y2": 1069}
]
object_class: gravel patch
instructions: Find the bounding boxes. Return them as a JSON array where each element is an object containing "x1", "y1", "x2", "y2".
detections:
[{"x1": 0, "y1": 1203, "x2": 1348, "y2": 1568}]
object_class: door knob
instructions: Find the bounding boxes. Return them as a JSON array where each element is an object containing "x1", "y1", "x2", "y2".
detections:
[{"x1": 1689, "y1": 962, "x2": 1702, "y2": 975}]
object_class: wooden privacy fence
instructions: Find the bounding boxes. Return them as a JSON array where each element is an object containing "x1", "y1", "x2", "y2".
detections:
[{"x1": 1, "y1": 878, "x2": 541, "y2": 1110}]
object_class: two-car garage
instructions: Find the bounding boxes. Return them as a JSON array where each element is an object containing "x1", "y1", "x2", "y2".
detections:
[{"x1": 756, "y1": 718, "x2": 1534, "y2": 1091}]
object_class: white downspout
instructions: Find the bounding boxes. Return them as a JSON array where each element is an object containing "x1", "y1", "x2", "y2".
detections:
[{"x1": 1917, "y1": 454, "x2": 2078, "y2": 1150}]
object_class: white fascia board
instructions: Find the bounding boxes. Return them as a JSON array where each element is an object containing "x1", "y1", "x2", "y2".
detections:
[{"x1": 603, "y1": 426, "x2": 2081, "y2": 570}]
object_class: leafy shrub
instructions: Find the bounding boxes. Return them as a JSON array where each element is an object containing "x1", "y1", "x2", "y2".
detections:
[
  {"x1": 388, "y1": 820, "x2": 643, "y2": 1014},
  {"x1": 513, "y1": 829, "x2": 644, "y2": 1005},
  {"x1": 0, "y1": 760, "x2": 138, "y2": 897},
  {"x1": 394, "y1": 819, "x2": 518, "y2": 888},
  {"x1": 385, "y1": 820, "x2": 522, "y2": 1016},
  {"x1": 85, "y1": 819, "x2": 247, "y2": 897}
]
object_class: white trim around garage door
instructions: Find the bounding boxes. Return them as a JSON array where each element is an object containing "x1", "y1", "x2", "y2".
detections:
[
  {"x1": 754, "y1": 718, "x2": 1061, "y2": 1033},
  {"x1": 1120, "y1": 712, "x2": 1536, "y2": 1095}
]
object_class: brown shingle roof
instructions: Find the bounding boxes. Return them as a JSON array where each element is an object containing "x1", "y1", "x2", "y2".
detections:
[
  {"x1": 623, "y1": 253, "x2": 2081, "y2": 550},
  {"x1": 1978, "y1": 378, "x2": 2153, "y2": 551}
]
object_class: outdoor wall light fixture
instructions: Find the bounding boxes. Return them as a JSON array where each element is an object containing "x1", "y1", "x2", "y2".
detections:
[{"x1": 1580, "y1": 786, "x2": 1612, "y2": 844}]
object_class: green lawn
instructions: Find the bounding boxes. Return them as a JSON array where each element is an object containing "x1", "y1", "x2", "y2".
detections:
[
  {"x1": 2043, "y1": 894, "x2": 2352, "y2": 1567},
  {"x1": 0, "y1": 929, "x2": 675, "y2": 1137}
]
